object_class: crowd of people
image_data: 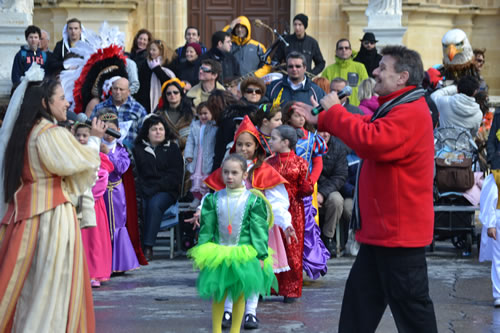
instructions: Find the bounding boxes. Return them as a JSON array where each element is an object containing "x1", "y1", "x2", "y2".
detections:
[{"x1": 1, "y1": 12, "x2": 495, "y2": 333}]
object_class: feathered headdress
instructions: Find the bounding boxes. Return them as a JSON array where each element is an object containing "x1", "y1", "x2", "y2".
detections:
[{"x1": 59, "y1": 22, "x2": 128, "y2": 114}]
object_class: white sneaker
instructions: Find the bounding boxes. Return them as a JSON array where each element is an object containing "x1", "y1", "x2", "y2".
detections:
[
  {"x1": 494, "y1": 298, "x2": 500, "y2": 307},
  {"x1": 189, "y1": 198, "x2": 201, "y2": 210}
]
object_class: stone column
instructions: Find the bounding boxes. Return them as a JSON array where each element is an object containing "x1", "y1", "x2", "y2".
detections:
[
  {"x1": 0, "y1": 0, "x2": 34, "y2": 97},
  {"x1": 364, "y1": 0, "x2": 407, "y2": 47}
]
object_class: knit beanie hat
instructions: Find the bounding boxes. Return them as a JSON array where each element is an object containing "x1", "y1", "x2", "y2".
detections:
[
  {"x1": 293, "y1": 13, "x2": 308, "y2": 29},
  {"x1": 186, "y1": 42, "x2": 202, "y2": 56}
]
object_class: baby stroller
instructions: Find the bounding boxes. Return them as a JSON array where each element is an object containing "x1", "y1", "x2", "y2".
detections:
[{"x1": 431, "y1": 126, "x2": 481, "y2": 254}]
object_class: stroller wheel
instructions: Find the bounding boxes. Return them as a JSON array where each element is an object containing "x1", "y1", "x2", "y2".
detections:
[{"x1": 451, "y1": 234, "x2": 467, "y2": 250}]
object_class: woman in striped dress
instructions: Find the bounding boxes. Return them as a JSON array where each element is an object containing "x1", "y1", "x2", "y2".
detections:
[{"x1": 0, "y1": 73, "x2": 106, "y2": 332}]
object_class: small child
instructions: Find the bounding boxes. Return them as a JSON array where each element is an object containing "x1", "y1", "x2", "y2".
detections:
[
  {"x1": 99, "y1": 110, "x2": 140, "y2": 273},
  {"x1": 188, "y1": 154, "x2": 277, "y2": 333},
  {"x1": 203, "y1": 116, "x2": 294, "y2": 329},
  {"x1": 268, "y1": 125, "x2": 314, "y2": 302},
  {"x1": 75, "y1": 123, "x2": 114, "y2": 287},
  {"x1": 251, "y1": 103, "x2": 283, "y2": 156},
  {"x1": 184, "y1": 102, "x2": 217, "y2": 207},
  {"x1": 283, "y1": 103, "x2": 331, "y2": 278}
]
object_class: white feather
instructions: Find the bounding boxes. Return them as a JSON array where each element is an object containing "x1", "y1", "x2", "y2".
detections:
[{"x1": 60, "y1": 22, "x2": 126, "y2": 110}]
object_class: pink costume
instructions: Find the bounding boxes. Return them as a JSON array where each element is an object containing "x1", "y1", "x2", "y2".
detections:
[{"x1": 81, "y1": 153, "x2": 114, "y2": 282}]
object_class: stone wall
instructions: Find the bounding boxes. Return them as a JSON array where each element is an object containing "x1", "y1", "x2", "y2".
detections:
[{"x1": 33, "y1": 0, "x2": 500, "y2": 94}]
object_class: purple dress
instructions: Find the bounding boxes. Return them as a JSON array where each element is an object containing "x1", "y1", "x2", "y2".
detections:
[
  {"x1": 296, "y1": 130, "x2": 330, "y2": 279},
  {"x1": 104, "y1": 143, "x2": 140, "y2": 272}
]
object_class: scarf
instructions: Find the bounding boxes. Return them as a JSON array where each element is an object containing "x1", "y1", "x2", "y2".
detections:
[
  {"x1": 149, "y1": 57, "x2": 163, "y2": 113},
  {"x1": 351, "y1": 86, "x2": 425, "y2": 231}
]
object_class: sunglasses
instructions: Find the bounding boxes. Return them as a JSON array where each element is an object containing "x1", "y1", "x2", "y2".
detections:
[
  {"x1": 337, "y1": 46, "x2": 351, "y2": 50},
  {"x1": 476, "y1": 59, "x2": 484, "y2": 64},
  {"x1": 200, "y1": 66, "x2": 213, "y2": 73},
  {"x1": 245, "y1": 88, "x2": 262, "y2": 94},
  {"x1": 287, "y1": 64, "x2": 303, "y2": 69},
  {"x1": 166, "y1": 90, "x2": 180, "y2": 96}
]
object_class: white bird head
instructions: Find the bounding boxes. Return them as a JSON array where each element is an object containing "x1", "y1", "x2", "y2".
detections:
[{"x1": 442, "y1": 29, "x2": 473, "y2": 65}]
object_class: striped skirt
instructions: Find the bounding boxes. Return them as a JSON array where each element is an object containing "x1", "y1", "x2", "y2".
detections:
[{"x1": 0, "y1": 202, "x2": 95, "y2": 332}]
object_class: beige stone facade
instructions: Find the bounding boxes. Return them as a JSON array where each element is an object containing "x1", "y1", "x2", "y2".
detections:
[{"x1": 34, "y1": 0, "x2": 500, "y2": 94}]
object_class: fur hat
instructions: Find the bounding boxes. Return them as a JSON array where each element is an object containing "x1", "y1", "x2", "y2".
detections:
[
  {"x1": 293, "y1": 14, "x2": 308, "y2": 29},
  {"x1": 240, "y1": 77, "x2": 266, "y2": 96}
]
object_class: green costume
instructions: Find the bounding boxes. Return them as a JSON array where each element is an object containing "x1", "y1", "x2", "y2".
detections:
[
  {"x1": 321, "y1": 55, "x2": 369, "y2": 106},
  {"x1": 188, "y1": 187, "x2": 277, "y2": 302}
]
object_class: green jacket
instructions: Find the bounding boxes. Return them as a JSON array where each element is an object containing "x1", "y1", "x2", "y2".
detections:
[{"x1": 321, "y1": 56, "x2": 369, "y2": 106}]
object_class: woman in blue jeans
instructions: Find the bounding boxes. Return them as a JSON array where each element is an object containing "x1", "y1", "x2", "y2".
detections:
[{"x1": 133, "y1": 114, "x2": 184, "y2": 261}]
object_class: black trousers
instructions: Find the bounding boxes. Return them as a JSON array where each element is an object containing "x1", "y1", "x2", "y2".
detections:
[{"x1": 339, "y1": 244, "x2": 438, "y2": 333}]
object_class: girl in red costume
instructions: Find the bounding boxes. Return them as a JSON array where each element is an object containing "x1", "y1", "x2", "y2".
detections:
[
  {"x1": 251, "y1": 103, "x2": 283, "y2": 157},
  {"x1": 204, "y1": 115, "x2": 297, "y2": 329},
  {"x1": 283, "y1": 104, "x2": 330, "y2": 278},
  {"x1": 268, "y1": 125, "x2": 314, "y2": 302}
]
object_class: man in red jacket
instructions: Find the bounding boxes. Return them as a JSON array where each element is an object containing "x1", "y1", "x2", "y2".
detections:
[{"x1": 295, "y1": 45, "x2": 438, "y2": 333}]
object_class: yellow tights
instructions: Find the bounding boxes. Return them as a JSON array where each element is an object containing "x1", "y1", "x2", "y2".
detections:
[{"x1": 212, "y1": 293, "x2": 245, "y2": 333}]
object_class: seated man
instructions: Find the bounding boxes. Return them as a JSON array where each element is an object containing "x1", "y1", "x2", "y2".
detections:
[
  {"x1": 223, "y1": 16, "x2": 270, "y2": 77},
  {"x1": 431, "y1": 75, "x2": 482, "y2": 137},
  {"x1": 40, "y1": 29, "x2": 51, "y2": 53},
  {"x1": 318, "y1": 131, "x2": 348, "y2": 256},
  {"x1": 91, "y1": 77, "x2": 147, "y2": 149},
  {"x1": 201, "y1": 31, "x2": 240, "y2": 83},
  {"x1": 11, "y1": 25, "x2": 47, "y2": 85},
  {"x1": 266, "y1": 51, "x2": 325, "y2": 105},
  {"x1": 330, "y1": 78, "x2": 364, "y2": 115},
  {"x1": 175, "y1": 26, "x2": 207, "y2": 59},
  {"x1": 186, "y1": 58, "x2": 225, "y2": 107}
]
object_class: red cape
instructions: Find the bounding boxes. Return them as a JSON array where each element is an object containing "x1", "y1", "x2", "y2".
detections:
[
  {"x1": 122, "y1": 168, "x2": 148, "y2": 265},
  {"x1": 205, "y1": 162, "x2": 288, "y2": 191}
]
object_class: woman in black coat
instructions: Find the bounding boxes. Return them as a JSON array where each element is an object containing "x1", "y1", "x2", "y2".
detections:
[
  {"x1": 128, "y1": 29, "x2": 152, "y2": 70},
  {"x1": 133, "y1": 114, "x2": 184, "y2": 260},
  {"x1": 169, "y1": 42, "x2": 202, "y2": 86}
]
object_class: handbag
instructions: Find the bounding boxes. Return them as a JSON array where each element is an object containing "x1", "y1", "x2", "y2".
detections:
[{"x1": 435, "y1": 157, "x2": 474, "y2": 192}]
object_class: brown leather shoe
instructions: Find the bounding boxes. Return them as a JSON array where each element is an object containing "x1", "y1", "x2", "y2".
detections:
[{"x1": 144, "y1": 247, "x2": 153, "y2": 262}]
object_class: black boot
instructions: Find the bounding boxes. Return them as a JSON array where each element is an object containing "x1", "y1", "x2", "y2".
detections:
[
  {"x1": 321, "y1": 235, "x2": 337, "y2": 257},
  {"x1": 222, "y1": 311, "x2": 232, "y2": 329}
]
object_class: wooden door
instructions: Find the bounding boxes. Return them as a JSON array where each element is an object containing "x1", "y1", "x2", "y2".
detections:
[{"x1": 188, "y1": 0, "x2": 290, "y2": 51}]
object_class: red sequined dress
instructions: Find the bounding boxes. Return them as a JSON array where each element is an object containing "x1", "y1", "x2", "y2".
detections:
[{"x1": 267, "y1": 151, "x2": 313, "y2": 297}]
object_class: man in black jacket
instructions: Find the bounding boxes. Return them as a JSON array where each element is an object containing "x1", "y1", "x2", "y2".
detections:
[
  {"x1": 353, "y1": 32, "x2": 382, "y2": 78},
  {"x1": 272, "y1": 13, "x2": 325, "y2": 76},
  {"x1": 46, "y1": 18, "x2": 86, "y2": 76},
  {"x1": 318, "y1": 131, "x2": 348, "y2": 256},
  {"x1": 174, "y1": 26, "x2": 207, "y2": 60},
  {"x1": 201, "y1": 31, "x2": 240, "y2": 83}
]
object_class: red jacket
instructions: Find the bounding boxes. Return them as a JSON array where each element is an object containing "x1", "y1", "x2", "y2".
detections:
[{"x1": 318, "y1": 86, "x2": 434, "y2": 247}]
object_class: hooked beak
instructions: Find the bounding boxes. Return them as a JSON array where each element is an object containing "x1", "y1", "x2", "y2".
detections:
[{"x1": 446, "y1": 44, "x2": 457, "y2": 62}]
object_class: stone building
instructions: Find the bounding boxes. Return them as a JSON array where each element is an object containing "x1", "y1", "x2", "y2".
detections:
[{"x1": 31, "y1": 0, "x2": 500, "y2": 95}]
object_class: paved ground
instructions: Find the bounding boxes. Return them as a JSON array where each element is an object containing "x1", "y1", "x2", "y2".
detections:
[{"x1": 93, "y1": 236, "x2": 499, "y2": 333}]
